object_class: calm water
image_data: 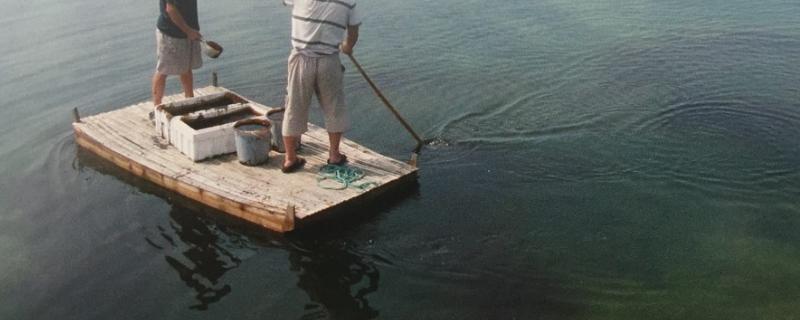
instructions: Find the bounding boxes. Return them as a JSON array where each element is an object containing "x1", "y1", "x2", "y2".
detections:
[{"x1": 3, "y1": 0, "x2": 800, "y2": 319}]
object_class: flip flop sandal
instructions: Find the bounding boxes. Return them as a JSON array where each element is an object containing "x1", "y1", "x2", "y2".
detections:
[
  {"x1": 281, "y1": 157, "x2": 306, "y2": 173},
  {"x1": 326, "y1": 154, "x2": 348, "y2": 166}
]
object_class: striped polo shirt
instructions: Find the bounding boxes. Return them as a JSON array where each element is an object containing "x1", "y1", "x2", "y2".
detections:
[{"x1": 283, "y1": 0, "x2": 362, "y2": 55}]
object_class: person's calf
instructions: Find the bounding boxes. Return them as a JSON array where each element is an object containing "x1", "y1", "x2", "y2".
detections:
[
  {"x1": 281, "y1": 135, "x2": 305, "y2": 174},
  {"x1": 152, "y1": 73, "x2": 167, "y2": 106},
  {"x1": 283, "y1": 135, "x2": 300, "y2": 166},
  {"x1": 327, "y1": 131, "x2": 344, "y2": 163},
  {"x1": 179, "y1": 71, "x2": 194, "y2": 98}
]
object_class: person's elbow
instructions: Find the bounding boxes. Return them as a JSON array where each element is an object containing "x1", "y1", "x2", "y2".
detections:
[
  {"x1": 348, "y1": 24, "x2": 360, "y2": 35},
  {"x1": 165, "y1": 3, "x2": 179, "y2": 15}
]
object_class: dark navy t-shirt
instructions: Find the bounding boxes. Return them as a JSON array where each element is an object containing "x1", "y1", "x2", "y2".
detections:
[{"x1": 156, "y1": 0, "x2": 199, "y2": 38}]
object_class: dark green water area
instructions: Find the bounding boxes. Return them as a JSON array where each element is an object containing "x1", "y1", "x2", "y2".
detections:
[{"x1": 2, "y1": 0, "x2": 800, "y2": 318}]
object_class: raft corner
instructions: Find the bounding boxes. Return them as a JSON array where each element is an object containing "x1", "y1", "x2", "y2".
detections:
[
  {"x1": 72, "y1": 107, "x2": 81, "y2": 123},
  {"x1": 282, "y1": 205, "x2": 296, "y2": 232}
]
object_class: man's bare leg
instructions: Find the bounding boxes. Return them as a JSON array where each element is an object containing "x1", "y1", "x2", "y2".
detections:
[
  {"x1": 179, "y1": 70, "x2": 194, "y2": 98},
  {"x1": 328, "y1": 132, "x2": 345, "y2": 163},
  {"x1": 283, "y1": 135, "x2": 301, "y2": 167},
  {"x1": 152, "y1": 72, "x2": 168, "y2": 106}
]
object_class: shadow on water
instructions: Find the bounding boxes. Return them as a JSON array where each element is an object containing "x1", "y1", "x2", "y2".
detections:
[
  {"x1": 152, "y1": 205, "x2": 240, "y2": 310},
  {"x1": 75, "y1": 147, "x2": 251, "y2": 310},
  {"x1": 75, "y1": 146, "x2": 415, "y2": 318},
  {"x1": 278, "y1": 187, "x2": 423, "y2": 319},
  {"x1": 283, "y1": 236, "x2": 381, "y2": 320}
]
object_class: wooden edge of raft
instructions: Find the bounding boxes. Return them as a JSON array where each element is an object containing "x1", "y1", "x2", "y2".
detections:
[{"x1": 73, "y1": 123, "x2": 296, "y2": 232}]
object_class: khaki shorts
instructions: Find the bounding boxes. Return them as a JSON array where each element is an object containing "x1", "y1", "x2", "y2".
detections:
[
  {"x1": 155, "y1": 29, "x2": 202, "y2": 75},
  {"x1": 283, "y1": 51, "x2": 350, "y2": 137}
]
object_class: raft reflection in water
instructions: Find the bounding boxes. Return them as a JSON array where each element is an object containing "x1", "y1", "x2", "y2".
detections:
[{"x1": 76, "y1": 147, "x2": 388, "y2": 317}]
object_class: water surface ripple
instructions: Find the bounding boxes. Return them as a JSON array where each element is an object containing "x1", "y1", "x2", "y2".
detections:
[{"x1": 3, "y1": 0, "x2": 800, "y2": 318}]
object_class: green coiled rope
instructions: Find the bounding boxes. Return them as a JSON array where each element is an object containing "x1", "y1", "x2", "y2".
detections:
[{"x1": 317, "y1": 164, "x2": 379, "y2": 190}]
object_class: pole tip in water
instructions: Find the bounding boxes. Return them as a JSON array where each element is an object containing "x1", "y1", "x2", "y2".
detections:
[{"x1": 409, "y1": 153, "x2": 418, "y2": 167}]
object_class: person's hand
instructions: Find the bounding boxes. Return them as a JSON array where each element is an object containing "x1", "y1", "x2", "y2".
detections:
[
  {"x1": 340, "y1": 42, "x2": 354, "y2": 55},
  {"x1": 187, "y1": 29, "x2": 202, "y2": 41}
]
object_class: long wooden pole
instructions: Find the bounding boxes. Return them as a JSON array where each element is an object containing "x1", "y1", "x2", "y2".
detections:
[{"x1": 346, "y1": 54, "x2": 424, "y2": 155}]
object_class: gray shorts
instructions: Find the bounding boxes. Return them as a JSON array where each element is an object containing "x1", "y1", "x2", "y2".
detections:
[
  {"x1": 283, "y1": 51, "x2": 350, "y2": 136},
  {"x1": 155, "y1": 29, "x2": 202, "y2": 75}
]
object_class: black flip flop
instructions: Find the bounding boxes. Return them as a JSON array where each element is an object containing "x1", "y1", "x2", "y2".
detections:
[
  {"x1": 281, "y1": 157, "x2": 306, "y2": 173},
  {"x1": 326, "y1": 154, "x2": 348, "y2": 166}
]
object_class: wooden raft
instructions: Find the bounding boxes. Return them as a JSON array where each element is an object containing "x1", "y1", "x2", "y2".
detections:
[{"x1": 72, "y1": 86, "x2": 418, "y2": 232}]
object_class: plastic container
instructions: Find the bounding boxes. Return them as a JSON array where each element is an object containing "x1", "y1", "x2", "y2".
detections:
[
  {"x1": 233, "y1": 118, "x2": 271, "y2": 165},
  {"x1": 202, "y1": 40, "x2": 223, "y2": 59}
]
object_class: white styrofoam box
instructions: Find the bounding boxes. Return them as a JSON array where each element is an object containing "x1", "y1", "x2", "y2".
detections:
[
  {"x1": 170, "y1": 105, "x2": 263, "y2": 161},
  {"x1": 154, "y1": 92, "x2": 247, "y2": 142}
]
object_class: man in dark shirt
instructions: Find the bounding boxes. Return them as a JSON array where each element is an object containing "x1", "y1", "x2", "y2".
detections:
[{"x1": 152, "y1": 0, "x2": 202, "y2": 106}]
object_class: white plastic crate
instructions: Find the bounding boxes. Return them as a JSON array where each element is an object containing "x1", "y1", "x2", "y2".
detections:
[
  {"x1": 154, "y1": 92, "x2": 247, "y2": 142},
  {"x1": 170, "y1": 105, "x2": 263, "y2": 161},
  {"x1": 153, "y1": 92, "x2": 264, "y2": 161}
]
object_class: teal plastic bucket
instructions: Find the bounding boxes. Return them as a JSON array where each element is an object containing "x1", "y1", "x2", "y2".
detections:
[{"x1": 233, "y1": 118, "x2": 272, "y2": 166}]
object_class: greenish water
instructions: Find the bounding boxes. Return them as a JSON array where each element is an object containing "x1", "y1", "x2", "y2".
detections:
[{"x1": 2, "y1": 0, "x2": 800, "y2": 319}]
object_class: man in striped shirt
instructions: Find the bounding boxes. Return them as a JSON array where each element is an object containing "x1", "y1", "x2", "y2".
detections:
[{"x1": 280, "y1": 0, "x2": 362, "y2": 173}]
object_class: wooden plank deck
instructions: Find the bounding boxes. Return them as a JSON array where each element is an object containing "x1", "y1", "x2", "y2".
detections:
[{"x1": 72, "y1": 86, "x2": 418, "y2": 232}]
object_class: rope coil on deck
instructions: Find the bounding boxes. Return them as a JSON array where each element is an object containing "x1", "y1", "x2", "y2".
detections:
[{"x1": 317, "y1": 164, "x2": 378, "y2": 190}]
